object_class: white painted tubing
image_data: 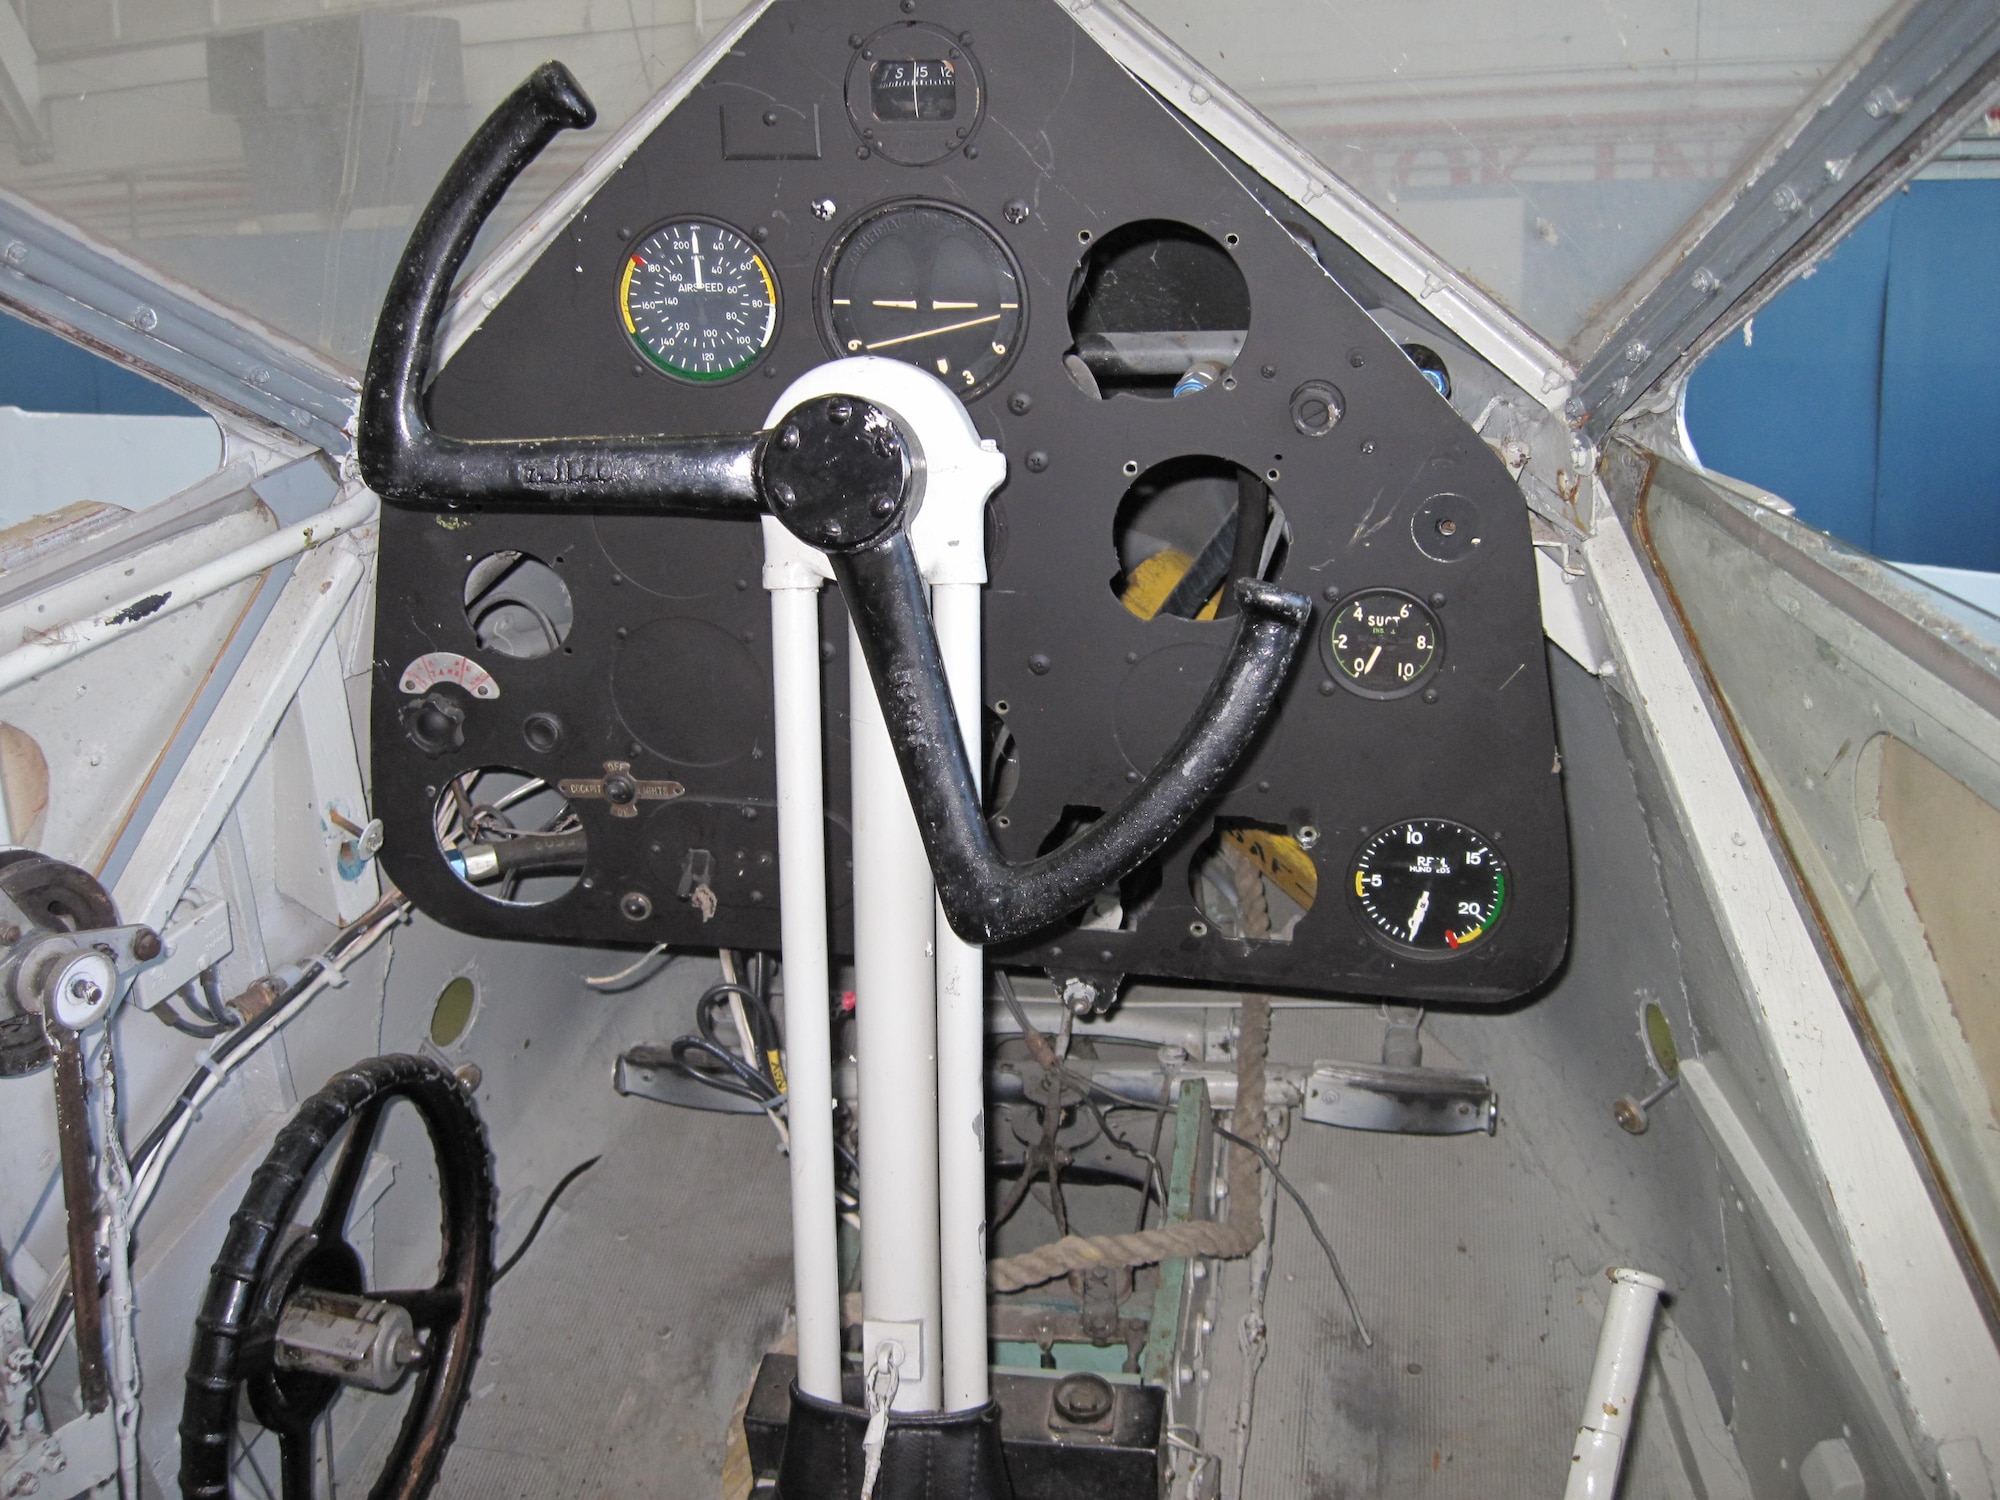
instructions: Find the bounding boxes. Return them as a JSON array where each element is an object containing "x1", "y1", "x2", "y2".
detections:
[
  {"x1": 0, "y1": 482, "x2": 378, "y2": 695},
  {"x1": 768, "y1": 581, "x2": 843, "y2": 1402},
  {"x1": 931, "y1": 580, "x2": 988, "y2": 1411},
  {"x1": 1563, "y1": 1268, "x2": 1667, "y2": 1500},
  {"x1": 851, "y1": 620, "x2": 943, "y2": 1412}
]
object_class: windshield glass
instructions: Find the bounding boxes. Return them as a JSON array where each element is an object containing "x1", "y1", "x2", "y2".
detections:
[
  {"x1": 1127, "y1": 0, "x2": 1899, "y2": 357},
  {"x1": 0, "y1": 2, "x2": 754, "y2": 370},
  {"x1": 0, "y1": 0, "x2": 1900, "y2": 367}
]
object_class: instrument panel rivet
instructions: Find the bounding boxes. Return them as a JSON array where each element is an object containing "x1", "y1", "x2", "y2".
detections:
[
  {"x1": 1028, "y1": 653, "x2": 1051, "y2": 675},
  {"x1": 1024, "y1": 451, "x2": 1048, "y2": 473}
]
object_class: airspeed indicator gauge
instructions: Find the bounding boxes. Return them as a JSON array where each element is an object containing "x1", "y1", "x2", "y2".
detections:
[
  {"x1": 618, "y1": 219, "x2": 777, "y2": 383},
  {"x1": 1323, "y1": 588, "x2": 1440, "y2": 699},
  {"x1": 1350, "y1": 819, "x2": 1507, "y2": 956}
]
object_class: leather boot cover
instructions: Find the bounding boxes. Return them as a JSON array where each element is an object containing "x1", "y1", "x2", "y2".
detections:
[{"x1": 775, "y1": 1383, "x2": 1015, "y2": 1500}]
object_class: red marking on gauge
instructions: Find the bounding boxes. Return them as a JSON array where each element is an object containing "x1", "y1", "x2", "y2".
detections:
[{"x1": 398, "y1": 652, "x2": 499, "y2": 700}]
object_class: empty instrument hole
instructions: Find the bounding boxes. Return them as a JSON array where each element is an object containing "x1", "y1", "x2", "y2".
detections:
[
  {"x1": 434, "y1": 767, "x2": 586, "y2": 906},
  {"x1": 1035, "y1": 806, "x2": 1161, "y2": 931},
  {"x1": 1065, "y1": 220, "x2": 1249, "y2": 399},
  {"x1": 464, "y1": 552, "x2": 573, "y2": 660},
  {"x1": 1110, "y1": 456, "x2": 1290, "y2": 622},
  {"x1": 984, "y1": 709, "x2": 1021, "y2": 819},
  {"x1": 1190, "y1": 819, "x2": 1316, "y2": 942},
  {"x1": 430, "y1": 975, "x2": 477, "y2": 1048}
]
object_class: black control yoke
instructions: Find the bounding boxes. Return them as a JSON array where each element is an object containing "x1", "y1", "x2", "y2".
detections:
[{"x1": 358, "y1": 62, "x2": 1313, "y2": 945}]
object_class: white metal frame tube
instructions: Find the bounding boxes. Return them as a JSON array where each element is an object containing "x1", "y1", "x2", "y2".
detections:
[
  {"x1": 1563, "y1": 1267, "x2": 1666, "y2": 1500},
  {"x1": 0, "y1": 482, "x2": 377, "y2": 695},
  {"x1": 851, "y1": 620, "x2": 944, "y2": 1412},
  {"x1": 768, "y1": 577, "x2": 843, "y2": 1401},
  {"x1": 931, "y1": 581, "x2": 988, "y2": 1411}
]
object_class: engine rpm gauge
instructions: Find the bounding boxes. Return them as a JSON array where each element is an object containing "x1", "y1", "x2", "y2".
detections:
[
  {"x1": 1323, "y1": 588, "x2": 1441, "y2": 699},
  {"x1": 818, "y1": 201, "x2": 1024, "y2": 398},
  {"x1": 618, "y1": 219, "x2": 777, "y2": 383},
  {"x1": 1350, "y1": 819, "x2": 1507, "y2": 956}
]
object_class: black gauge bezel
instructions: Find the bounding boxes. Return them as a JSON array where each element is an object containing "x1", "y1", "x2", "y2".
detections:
[
  {"x1": 616, "y1": 215, "x2": 781, "y2": 386},
  {"x1": 1347, "y1": 817, "x2": 1510, "y2": 960},
  {"x1": 845, "y1": 21, "x2": 986, "y2": 166},
  {"x1": 1320, "y1": 587, "x2": 1443, "y2": 700},
  {"x1": 815, "y1": 198, "x2": 1027, "y2": 400}
]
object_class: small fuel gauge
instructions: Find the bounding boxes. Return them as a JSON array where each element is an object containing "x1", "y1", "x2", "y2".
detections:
[{"x1": 1322, "y1": 588, "x2": 1441, "y2": 699}]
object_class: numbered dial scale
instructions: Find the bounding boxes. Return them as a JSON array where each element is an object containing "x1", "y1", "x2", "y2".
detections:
[
  {"x1": 1350, "y1": 819, "x2": 1508, "y2": 955},
  {"x1": 817, "y1": 201, "x2": 1024, "y2": 397},
  {"x1": 617, "y1": 219, "x2": 778, "y2": 382},
  {"x1": 1322, "y1": 588, "x2": 1441, "y2": 698}
]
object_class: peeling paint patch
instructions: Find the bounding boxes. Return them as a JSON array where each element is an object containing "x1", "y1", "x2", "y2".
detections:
[
  {"x1": 434, "y1": 514, "x2": 473, "y2": 531},
  {"x1": 104, "y1": 592, "x2": 170, "y2": 626}
]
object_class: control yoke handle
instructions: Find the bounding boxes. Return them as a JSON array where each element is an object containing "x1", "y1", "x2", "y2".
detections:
[{"x1": 357, "y1": 62, "x2": 1313, "y2": 945}]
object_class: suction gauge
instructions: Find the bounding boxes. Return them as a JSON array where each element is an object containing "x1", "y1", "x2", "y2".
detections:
[
  {"x1": 1322, "y1": 589, "x2": 1441, "y2": 699},
  {"x1": 1350, "y1": 819, "x2": 1507, "y2": 956},
  {"x1": 618, "y1": 219, "x2": 777, "y2": 383},
  {"x1": 818, "y1": 201, "x2": 1024, "y2": 397}
]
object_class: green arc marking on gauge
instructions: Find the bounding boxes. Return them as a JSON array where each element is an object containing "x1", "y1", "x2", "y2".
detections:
[
  {"x1": 1445, "y1": 870, "x2": 1504, "y2": 949},
  {"x1": 633, "y1": 345, "x2": 755, "y2": 381}
]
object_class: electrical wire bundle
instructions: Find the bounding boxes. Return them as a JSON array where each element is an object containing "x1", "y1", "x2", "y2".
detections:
[
  {"x1": 148, "y1": 968, "x2": 237, "y2": 1040},
  {"x1": 641, "y1": 951, "x2": 861, "y2": 1196},
  {"x1": 665, "y1": 951, "x2": 786, "y2": 1112}
]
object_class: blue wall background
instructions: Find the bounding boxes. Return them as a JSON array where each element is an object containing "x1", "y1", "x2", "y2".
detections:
[
  {"x1": 1685, "y1": 179, "x2": 2000, "y2": 571},
  {"x1": 0, "y1": 313, "x2": 204, "y2": 417}
]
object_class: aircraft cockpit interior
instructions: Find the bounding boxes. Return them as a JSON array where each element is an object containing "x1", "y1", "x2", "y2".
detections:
[{"x1": 2, "y1": 1, "x2": 2000, "y2": 1497}]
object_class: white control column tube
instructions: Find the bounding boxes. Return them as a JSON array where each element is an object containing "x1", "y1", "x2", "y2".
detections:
[
  {"x1": 931, "y1": 580, "x2": 988, "y2": 1412},
  {"x1": 1563, "y1": 1268, "x2": 1667, "y2": 1500},
  {"x1": 851, "y1": 621, "x2": 944, "y2": 1412},
  {"x1": 765, "y1": 561, "x2": 843, "y2": 1402},
  {"x1": 763, "y1": 357, "x2": 1006, "y2": 1417}
]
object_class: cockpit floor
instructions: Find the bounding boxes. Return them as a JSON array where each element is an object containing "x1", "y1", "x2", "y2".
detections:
[
  {"x1": 435, "y1": 1103, "x2": 794, "y2": 1497},
  {"x1": 1212, "y1": 1009, "x2": 1690, "y2": 1498}
]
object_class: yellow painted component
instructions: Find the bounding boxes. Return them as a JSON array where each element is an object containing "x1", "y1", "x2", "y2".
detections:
[
  {"x1": 1223, "y1": 827, "x2": 1318, "y2": 910},
  {"x1": 1354, "y1": 870, "x2": 1366, "y2": 898},
  {"x1": 619, "y1": 257, "x2": 639, "y2": 334},
  {"x1": 1118, "y1": 549, "x2": 1221, "y2": 622}
]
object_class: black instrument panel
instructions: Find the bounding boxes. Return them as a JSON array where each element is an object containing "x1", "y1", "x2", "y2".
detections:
[{"x1": 371, "y1": 0, "x2": 1571, "y2": 1005}]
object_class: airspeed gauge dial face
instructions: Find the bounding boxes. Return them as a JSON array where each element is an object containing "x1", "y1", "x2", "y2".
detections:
[
  {"x1": 618, "y1": 219, "x2": 777, "y2": 382},
  {"x1": 1350, "y1": 819, "x2": 1507, "y2": 955}
]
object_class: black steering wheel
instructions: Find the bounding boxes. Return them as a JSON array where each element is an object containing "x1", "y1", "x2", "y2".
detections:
[
  {"x1": 178, "y1": 1055, "x2": 494, "y2": 1500},
  {"x1": 356, "y1": 61, "x2": 1313, "y2": 947}
]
